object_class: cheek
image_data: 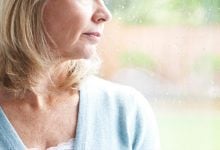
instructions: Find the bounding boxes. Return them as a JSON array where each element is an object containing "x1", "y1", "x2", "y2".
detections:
[{"x1": 43, "y1": 13, "x2": 88, "y2": 49}]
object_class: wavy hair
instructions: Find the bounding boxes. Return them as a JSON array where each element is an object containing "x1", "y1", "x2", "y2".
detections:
[{"x1": 0, "y1": 0, "x2": 100, "y2": 97}]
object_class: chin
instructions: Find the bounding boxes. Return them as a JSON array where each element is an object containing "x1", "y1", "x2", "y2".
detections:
[
  {"x1": 80, "y1": 46, "x2": 97, "y2": 59},
  {"x1": 62, "y1": 45, "x2": 97, "y2": 60}
]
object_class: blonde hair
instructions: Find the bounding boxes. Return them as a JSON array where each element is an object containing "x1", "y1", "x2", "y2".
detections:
[{"x1": 0, "y1": 0, "x2": 100, "y2": 97}]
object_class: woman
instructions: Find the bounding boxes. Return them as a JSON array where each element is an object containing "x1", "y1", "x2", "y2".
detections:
[{"x1": 0, "y1": 0, "x2": 160, "y2": 149}]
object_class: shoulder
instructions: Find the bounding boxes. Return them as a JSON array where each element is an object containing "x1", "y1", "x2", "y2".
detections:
[
  {"x1": 82, "y1": 75, "x2": 152, "y2": 111},
  {"x1": 81, "y1": 75, "x2": 156, "y2": 128},
  {"x1": 82, "y1": 76, "x2": 143, "y2": 107},
  {"x1": 81, "y1": 75, "x2": 160, "y2": 149},
  {"x1": 82, "y1": 75, "x2": 138, "y2": 97}
]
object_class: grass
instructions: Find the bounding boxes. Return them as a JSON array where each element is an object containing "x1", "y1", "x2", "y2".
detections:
[{"x1": 158, "y1": 111, "x2": 220, "y2": 150}]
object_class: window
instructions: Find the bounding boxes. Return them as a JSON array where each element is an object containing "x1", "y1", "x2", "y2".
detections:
[{"x1": 100, "y1": 0, "x2": 220, "y2": 149}]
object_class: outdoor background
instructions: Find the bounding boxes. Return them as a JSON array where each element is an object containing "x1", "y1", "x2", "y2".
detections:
[{"x1": 98, "y1": 0, "x2": 220, "y2": 150}]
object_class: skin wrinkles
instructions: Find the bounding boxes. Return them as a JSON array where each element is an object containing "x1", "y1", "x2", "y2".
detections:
[{"x1": 43, "y1": 0, "x2": 112, "y2": 60}]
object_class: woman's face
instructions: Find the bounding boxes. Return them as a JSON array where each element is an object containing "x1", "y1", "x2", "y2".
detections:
[{"x1": 43, "y1": 0, "x2": 111, "y2": 60}]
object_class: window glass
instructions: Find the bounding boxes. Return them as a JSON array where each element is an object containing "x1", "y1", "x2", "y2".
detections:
[{"x1": 100, "y1": 0, "x2": 220, "y2": 150}]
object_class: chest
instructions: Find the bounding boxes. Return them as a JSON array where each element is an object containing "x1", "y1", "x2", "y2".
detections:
[{"x1": 1, "y1": 102, "x2": 79, "y2": 149}]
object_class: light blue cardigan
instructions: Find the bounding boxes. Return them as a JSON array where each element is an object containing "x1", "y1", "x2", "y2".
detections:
[{"x1": 0, "y1": 76, "x2": 160, "y2": 150}]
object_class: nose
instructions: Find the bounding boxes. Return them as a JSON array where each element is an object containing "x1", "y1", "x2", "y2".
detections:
[{"x1": 92, "y1": 1, "x2": 112, "y2": 24}]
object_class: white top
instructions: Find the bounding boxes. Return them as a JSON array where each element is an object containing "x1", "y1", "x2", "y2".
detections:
[{"x1": 28, "y1": 138, "x2": 75, "y2": 150}]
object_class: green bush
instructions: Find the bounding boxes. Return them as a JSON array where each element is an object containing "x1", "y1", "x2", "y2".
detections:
[
  {"x1": 119, "y1": 50, "x2": 156, "y2": 70},
  {"x1": 194, "y1": 53, "x2": 220, "y2": 73},
  {"x1": 105, "y1": 0, "x2": 220, "y2": 25}
]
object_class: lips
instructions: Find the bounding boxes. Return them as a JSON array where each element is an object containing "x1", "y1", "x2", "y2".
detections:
[
  {"x1": 83, "y1": 32, "x2": 101, "y2": 37},
  {"x1": 82, "y1": 32, "x2": 101, "y2": 43}
]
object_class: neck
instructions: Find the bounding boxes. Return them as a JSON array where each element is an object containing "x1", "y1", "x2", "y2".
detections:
[
  {"x1": 1, "y1": 87, "x2": 79, "y2": 110},
  {"x1": 27, "y1": 62, "x2": 76, "y2": 109},
  {"x1": 32, "y1": 61, "x2": 70, "y2": 94},
  {"x1": 1, "y1": 61, "x2": 79, "y2": 109},
  {"x1": 23, "y1": 89, "x2": 79, "y2": 110}
]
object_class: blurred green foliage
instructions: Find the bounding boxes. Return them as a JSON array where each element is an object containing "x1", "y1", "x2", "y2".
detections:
[
  {"x1": 119, "y1": 50, "x2": 156, "y2": 70},
  {"x1": 194, "y1": 53, "x2": 220, "y2": 73},
  {"x1": 105, "y1": 0, "x2": 220, "y2": 25}
]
